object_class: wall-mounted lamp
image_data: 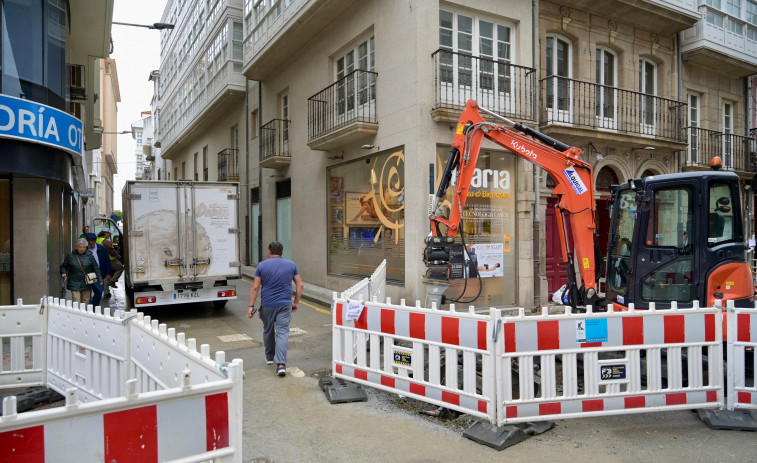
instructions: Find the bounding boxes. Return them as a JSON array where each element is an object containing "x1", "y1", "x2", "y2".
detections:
[
  {"x1": 112, "y1": 21, "x2": 175, "y2": 30},
  {"x1": 588, "y1": 142, "x2": 603, "y2": 161},
  {"x1": 101, "y1": 130, "x2": 131, "y2": 134},
  {"x1": 361, "y1": 144, "x2": 378, "y2": 150}
]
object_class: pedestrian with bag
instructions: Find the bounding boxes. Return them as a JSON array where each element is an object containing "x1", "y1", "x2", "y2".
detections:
[
  {"x1": 248, "y1": 241, "x2": 304, "y2": 377},
  {"x1": 85, "y1": 232, "x2": 112, "y2": 307},
  {"x1": 60, "y1": 238, "x2": 102, "y2": 304}
]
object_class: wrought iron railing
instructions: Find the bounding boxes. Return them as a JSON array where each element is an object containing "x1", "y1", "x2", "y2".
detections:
[
  {"x1": 685, "y1": 127, "x2": 757, "y2": 171},
  {"x1": 217, "y1": 148, "x2": 239, "y2": 181},
  {"x1": 308, "y1": 69, "x2": 378, "y2": 141},
  {"x1": 538, "y1": 76, "x2": 687, "y2": 142},
  {"x1": 432, "y1": 49, "x2": 536, "y2": 121},
  {"x1": 261, "y1": 118, "x2": 291, "y2": 161}
]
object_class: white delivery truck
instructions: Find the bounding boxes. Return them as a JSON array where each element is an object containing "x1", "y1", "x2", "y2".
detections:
[{"x1": 92, "y1": 180, "x2": 241, "y2": 309}]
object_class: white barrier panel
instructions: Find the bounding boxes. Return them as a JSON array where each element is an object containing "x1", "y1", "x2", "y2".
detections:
[
  {"x1": 0, "y1": 359, "x2": 244, "y2": 463},
  {"x1": 45, "y1": 298, "x2": 130, "y2": 403},
  {"x1": 333, "y1": 298, "x2": 497, "y2": 423},
  {"x1": 727, "y1": 302, "x2": 757, "y2": 411},
  {"x1": 0, "y1": 299, "x2": 45, "y2": 388},
  {"x1": 369, "y1": 260, "x2": 387, "y2": 303},
  {"x1": 496, "y1": 304, "x2": 723, "y2": 425}
]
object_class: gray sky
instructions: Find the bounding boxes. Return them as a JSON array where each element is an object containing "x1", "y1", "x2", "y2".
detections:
[{"x1": 111, "y1": 0, "x2": 169, "y2": 210}]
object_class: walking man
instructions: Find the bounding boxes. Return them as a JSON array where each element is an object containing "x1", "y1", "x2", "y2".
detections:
[
  {"x1": 85, "y1": 232, "x2": 112, "y2": 308},
  {"x1": 248, "y1": 241, "x2": 303, "y2": 377}
]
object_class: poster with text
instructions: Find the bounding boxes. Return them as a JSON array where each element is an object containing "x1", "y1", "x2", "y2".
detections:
[{"x1": 466, "y1": 243, "x2": 504, "y2": 278}]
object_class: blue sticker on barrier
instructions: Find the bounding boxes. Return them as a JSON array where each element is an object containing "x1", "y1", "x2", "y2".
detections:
[
  {"x1": 394, "y1": 351, "x2": 411, "y2": 367},
  {"x1": 600, "y1": 364, "x2": 626, "y2": 380},
  {"x1": 576, "y1": 318, "x2": 608, "y2": 343}
]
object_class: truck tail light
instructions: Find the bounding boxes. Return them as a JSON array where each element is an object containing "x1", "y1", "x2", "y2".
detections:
[
  {"x1": 218, "y1": 290, "x2": 236, "y2": 298},
  {"x1": 136, "y1": 296, "x2": 157, "y2": 304}
]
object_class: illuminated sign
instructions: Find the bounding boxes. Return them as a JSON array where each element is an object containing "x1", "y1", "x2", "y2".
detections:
[{"x1": 0, "y1": 94, "x2": 84, "y2": 157}]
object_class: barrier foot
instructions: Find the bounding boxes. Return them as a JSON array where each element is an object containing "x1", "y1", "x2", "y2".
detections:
[
  {"x1": 698, "y1": 409, "x2": 757, "y2": 431},
  {"x1": 319, "y1": 376, "x2": 368, "y2": 404},
  {"x1": 463, "y1": 420, "x2": 555, "y2": 450}
]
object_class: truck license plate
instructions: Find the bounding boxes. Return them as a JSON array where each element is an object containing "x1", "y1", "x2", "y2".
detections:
[{"x1": 174, "y1": 292, "x2": 200, "y2": 300}]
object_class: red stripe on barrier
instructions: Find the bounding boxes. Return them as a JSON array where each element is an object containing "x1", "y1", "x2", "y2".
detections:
[
  {"x1": 409, "y1": 312, "x2": 425, "y2": 340},
  {"x1": 504, "y1": 323, "x2": 516, "y2": 353},
  {"x1": 335, "y1": 364, "x2": 343, "y2": 374},
  {"x1": 623, "y1": 317, "x2": 644, "y2": 345},
  {"x1": 442, "y1": 316, "x2": 459, "y2": 345},
  {"x1": 737, "y1": 313, "x2": 751, "y2": 342},
  {"x1": 381, "y1": 309, "x2": 395, "y2": 335},
  {"x1": 506, "y1": 406, "x2": 518, "y2": 418},
  {"x1": 354, "y1": 369, "x2": 368, "y2": 381},
  {"x1": 705, "y1": 313, "x2": 716, "y2": 342},
  {"x1": 738, "y1": 392, "x2": 751, "y2": 405},
  {"x1": 381, "y1": 375, "x2": 395, "y2": 388},
  {"x1": 537, "y1": 321, "x2": 560, "y2": 351},
  {"x1": 205, "y1": 393, "x2": 230, "y2": 451},
  {"x1": 539, "y1": 402, "x2": 561, "y2": 415},
  {"x1": 409, "y1": 383, "x2": 425, "y2": 396},
  {"x1": 478, "y1": 320, "x2": 487, "y2": 350},
  {"x1": 104, "y1": 405, "x2": 158, "y2": 462},
  {"x1": 624, "y1": 396, "x2": 646, "y2": 408},
  {"x1": 355, "y1": 306, "x2": 368, "y2": 330},
  {"x1": 0, "y1": 425, "x2": 44, "y2": 463},
  {"x1": 442, "y1": 391, "x2": 460, "y2": 406},
  {"x1": 707, "y1": 390, "x2": 718, "y2": 402},
  {"x1": 580, "y1": 342, "x2": 602, "y2": 348},
  {"x1": 336, "y1": 303, "x2": 343, "y2": 326},
  {"x1": 666, "y1": 393, "x2": 687, "y2": 405},
  {"x1": 582, "y1": 399, "x2": 604, "y2": 412},
  {"x1": 478, "y1": 401, "x2": 487, "y2": 413},
  {"x1": 664, "y1": 315, "x2": 685, "y2": 344}
]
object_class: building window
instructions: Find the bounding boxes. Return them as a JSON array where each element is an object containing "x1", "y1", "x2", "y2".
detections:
[
  {"x1": 687, "y1": 92, "x2": 701, "y2": 164},
  {"x1": 336, "y1": 35, "x2": 375, "y2": 119},
  {"x1": 595, "y1": 47, "x2": 617, "y2": 128},
  {"x1": 232, "y1": 21, "x2": 243, "y2": 72},
  {"x1": 194, "y1": 152, "x2": 199, "y2": 181},
  {"x1": 203, "y1": 145, "x2": 209, "y2": 181},
  {"x1": 639, "y1": 58, "x2": 657, "y2": 130},
  {"x1": 181, "y1": 161, "x2": 186, "y2": 180},
  {"x1": 546, "y1": 34, "x2": 572, "y2": 121},
  {"x1": 280, "y1": 92, "x2": 289, "y2": 149},
  {"x1": 328, "y1": 148, "x2": 405, "y2": 282},
  {"x1": 723, "y1": 101, "x2": 734, "y2": 167},
  {"x1": 250, "y1": 109, "x2": 258, "y2": 138}
]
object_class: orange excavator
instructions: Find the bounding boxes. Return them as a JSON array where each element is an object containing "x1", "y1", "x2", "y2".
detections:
[{"x1": 424, "y1": 100, "x2": 755, "y2": 313}]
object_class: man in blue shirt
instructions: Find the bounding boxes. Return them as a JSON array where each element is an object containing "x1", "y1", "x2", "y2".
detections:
[{"x1": 248, "y1": 241, "x2": 303, "y2": 377}]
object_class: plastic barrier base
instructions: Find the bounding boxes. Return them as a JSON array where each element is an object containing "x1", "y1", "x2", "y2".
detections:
[
  {"x1": 698, "y1": 409, "x2": 757, "y2": 431},
  {"x1": 319, "y1": 376, "x2": 368, "y2": 404},
  {"x1": 463, "y1": 420, "x2": 555, "y2": 450},
  {"x1": 0, "y1": 387, "x2": 64, "y2": 413}
]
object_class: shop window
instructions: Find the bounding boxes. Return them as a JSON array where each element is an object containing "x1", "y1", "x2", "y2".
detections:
[{"x1": 328, "y1": 148, "x2": 405, "y2": 282}]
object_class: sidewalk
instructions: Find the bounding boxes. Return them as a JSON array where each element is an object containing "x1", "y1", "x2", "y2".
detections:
[{"x1": 241, "y1": 265, "x2": 335, "y2": 308}]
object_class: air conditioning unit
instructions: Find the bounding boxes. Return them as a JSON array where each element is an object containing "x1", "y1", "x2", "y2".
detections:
[{"x1": 69, "y1": 65, "x2": 86, "y2": 100}]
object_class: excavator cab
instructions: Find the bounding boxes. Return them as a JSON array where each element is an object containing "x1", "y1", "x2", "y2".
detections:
[{"x1": 605, "y1": 171, "x2": 754, "y2": 309}]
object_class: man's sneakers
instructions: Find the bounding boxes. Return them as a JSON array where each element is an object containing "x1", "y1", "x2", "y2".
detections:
[
  {"x1": 276, "y1": 365, "x2": 286, "y2": 377},
  {"x1": 266, "y1": 360, "x2": 274, "y2": 365}
]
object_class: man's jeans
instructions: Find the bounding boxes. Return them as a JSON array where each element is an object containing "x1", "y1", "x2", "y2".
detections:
[{"x1": 259, "y1": 305, "x2": 292, "y2": 365}]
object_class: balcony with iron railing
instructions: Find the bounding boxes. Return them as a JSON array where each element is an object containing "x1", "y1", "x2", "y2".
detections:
[
  {"x1": 538, "y1": 76, "x2": 688, "y2": 145},
  {"x1": 217, "y1": 148, "x2": 239, "y2": 181},
  {"x1": 431, "y1": 49, "x2": 536, "y2": 123},
  {"x1": 684, "y1": 127, "x2": 757, "y2": 172},
  {"x1": 681, "y1": 4, "x2": 757, "y2": 75},
  {"x1": 307, "y1": 69, "x2": 378, "y2": 151},
  {"x1": 260, "y1": 118, "x2": 292, "y2": 168}
]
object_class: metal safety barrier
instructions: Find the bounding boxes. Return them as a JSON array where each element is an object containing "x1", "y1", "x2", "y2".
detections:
[{"x1": 0, "y1": 297, "x2": 244, "y2": 462}]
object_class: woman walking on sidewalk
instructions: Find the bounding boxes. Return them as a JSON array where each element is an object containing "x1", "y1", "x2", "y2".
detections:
[{"x1": 60, "y1": 238, "x2": 103, "y2": 304}]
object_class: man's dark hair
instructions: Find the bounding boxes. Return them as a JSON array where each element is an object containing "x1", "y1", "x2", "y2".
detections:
[
  {"x1": 268, "y1": 241, "x2": 284, "y2": 256},
  {"x1": 97, "y1": 230, "x2": 109, "y2": 238}
]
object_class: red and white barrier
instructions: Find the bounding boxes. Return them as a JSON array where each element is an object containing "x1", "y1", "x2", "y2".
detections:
[
  {"x1": 333, "y1": 298, "x2": 497, "y2": 422},
  {"x1": 496, "y1": 303, "x2": 723, "y2": 425},
  {"x1": 726, "y1": 301, "x2": 757, "y2": 411},
  {"x1": 0, "y1": 361, "x2": 242, "y2": 462}
]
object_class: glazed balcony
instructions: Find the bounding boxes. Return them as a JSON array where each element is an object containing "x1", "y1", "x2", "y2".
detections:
[
  {"x1": 260, "y1": 118, "x2": 292, "y2": 169},
  {"x1": 538, "y1": 76, "x2": 687, "y2": 145},
  {"x1": 684, "y1": 127, "x2": 757, "y2": 172},
  {"x1": 218, "y1": 148, "x2": 240, "y2": 182},
  {"x1": 431, "y1": 49, "x2": 536, "y2": 123},
  {"x1": 307, "y1": 69, "x2": 378, "y2": 151},
  {"x1": 681, "y1": 4, "x2": 757, "y2": 76}
]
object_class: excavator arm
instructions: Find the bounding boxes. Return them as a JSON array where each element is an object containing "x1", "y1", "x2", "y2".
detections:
[{"x1": 425, "y1": 100, "x2": 599, "y2": 308}]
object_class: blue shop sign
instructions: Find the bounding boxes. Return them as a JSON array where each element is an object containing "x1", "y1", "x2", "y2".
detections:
[{"x1": 0, "y1": 94, "x2": 83, "y2": 157}]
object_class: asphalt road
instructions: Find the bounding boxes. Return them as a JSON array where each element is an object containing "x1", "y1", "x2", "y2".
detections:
[{"x1": 101, "y1": 278, "x2": 757, "y2": 463}]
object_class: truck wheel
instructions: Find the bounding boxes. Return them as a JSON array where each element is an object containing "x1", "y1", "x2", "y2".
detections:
[{"x1": 213, "y1": 300, "x2": 227, "y2": 310}]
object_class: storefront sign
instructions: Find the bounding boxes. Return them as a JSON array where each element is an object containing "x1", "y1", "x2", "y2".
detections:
[{"x1": 0, "y1": 94, "x2": 83, "y2": 157}]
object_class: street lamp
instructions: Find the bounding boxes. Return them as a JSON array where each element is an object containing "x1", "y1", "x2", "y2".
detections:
[
  {"x1": 112, "y1": 21, "x2": 174, "y2": 30},
  {"x1": 102, "y1": 130, "x2": 131, "y2": 134}
]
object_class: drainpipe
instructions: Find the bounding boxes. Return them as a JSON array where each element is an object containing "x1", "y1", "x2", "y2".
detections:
[
  {"x1": 258, "y1": 83, "x2": 263, "y2": 262},
  {"x1": 532, "y1": 0, "x2": 541, "y2": 307},
  {"x1": 245, "y1": 80, "x2": 250, "y2": 265},
  {"x1": 677, "y1": 31, "x2": 684, "y2": 172}
]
